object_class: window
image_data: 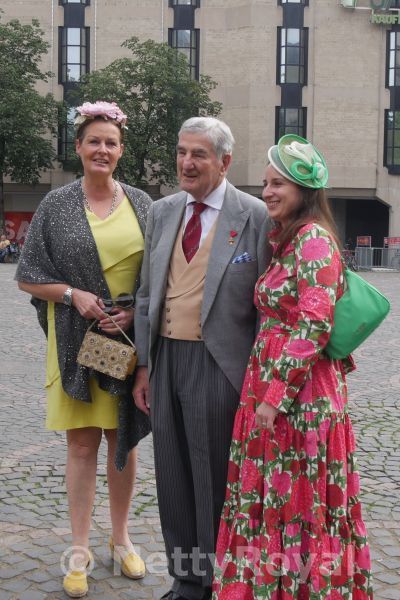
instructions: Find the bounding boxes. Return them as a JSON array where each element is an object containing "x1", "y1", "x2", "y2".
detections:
[
  {"x1": 278, "y1": 27, "x2": 308, "y2": 85},
  {"x1": 384, "y1": 110, "x2": 400, "y2": 172},
  {"x1": 169, "y1": 29, "x2": 199, "y2": 79},
  {"x1": 276, "y1": 107, "x2": 307, "y2": 141},
  {"x1": 387, "y1": 31, "x2": 400, "y2": 87},
  {"x1": 278, "y1": 0, "x2": 308, "y2": 4},
  {"x1": 59, "y1": 0, "x2": 90, "y2": 5},
  {"x1": 59, "y1": 106, "x2": 77, "y2": 164},
  {"x1": 169, "y1": 0, "x2": 200, "y2": 6},
  {"x1": 59, "y1": 27, "x2": 89, "y2": 83}
]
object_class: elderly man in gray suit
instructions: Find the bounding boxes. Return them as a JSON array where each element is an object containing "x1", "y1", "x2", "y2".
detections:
[{"x1": 133, "y1": 117, "x2": 271, "y2": 600}]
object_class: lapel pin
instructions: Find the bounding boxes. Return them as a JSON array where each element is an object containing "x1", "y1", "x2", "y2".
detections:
[{"x1": 229, "y1": 230, "x2": 238, "y2": 245}]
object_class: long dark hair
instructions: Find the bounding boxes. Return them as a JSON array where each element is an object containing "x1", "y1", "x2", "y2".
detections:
[{"x1": 274, "y1": 186, "x2": 341, "y2": 256}]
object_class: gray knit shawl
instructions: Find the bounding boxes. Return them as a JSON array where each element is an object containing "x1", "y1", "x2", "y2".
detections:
[{"x1": 16, "y1": 178, "x2": 152, "y2": 469}]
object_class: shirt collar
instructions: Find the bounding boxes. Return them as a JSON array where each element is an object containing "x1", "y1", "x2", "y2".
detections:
[{"x1": 185, "y1": 178, "x2": 227, "y2": 211}]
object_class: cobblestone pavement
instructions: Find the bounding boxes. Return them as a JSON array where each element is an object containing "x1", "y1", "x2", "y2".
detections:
[{"x1": 0, "y1": 264, "x2": 399, "y2": 600}]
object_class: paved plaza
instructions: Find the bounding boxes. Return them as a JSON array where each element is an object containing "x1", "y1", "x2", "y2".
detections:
[{"x1": 0, "y1": 263, "x2": 399, "y2": 600}]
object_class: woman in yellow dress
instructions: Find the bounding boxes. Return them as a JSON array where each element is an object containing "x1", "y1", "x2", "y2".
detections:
[{"x1": 16, "y1": 101, "x2": 152, "y2": 598}]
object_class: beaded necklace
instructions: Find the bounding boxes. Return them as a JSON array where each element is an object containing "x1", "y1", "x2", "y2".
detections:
[{"x1": 82, "y1": 179, "x2": 118, "y2": 217}]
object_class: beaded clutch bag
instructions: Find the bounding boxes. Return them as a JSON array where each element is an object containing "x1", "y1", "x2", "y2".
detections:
[{"x1": 77, "y1": 314, "x2": 137, "y2": 381}]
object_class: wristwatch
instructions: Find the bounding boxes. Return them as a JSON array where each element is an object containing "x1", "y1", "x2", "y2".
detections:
[{"x1": 62, "y1": 287, "x2": 74, "y2": 306}]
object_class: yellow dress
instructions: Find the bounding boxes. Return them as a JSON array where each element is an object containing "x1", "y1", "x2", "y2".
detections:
[{"x1": 45, "y1": 197, "x2": 144, "y2": 430}]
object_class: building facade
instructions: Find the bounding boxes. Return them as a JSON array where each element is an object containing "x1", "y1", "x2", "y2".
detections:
[{"x1": 2, "y1": 0, "x2": 400, "y2": 247}]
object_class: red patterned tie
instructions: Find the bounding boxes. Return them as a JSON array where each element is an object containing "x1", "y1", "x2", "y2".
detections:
[{"x1": 182, "y1": 202, "x2": 208, "y2": 263}]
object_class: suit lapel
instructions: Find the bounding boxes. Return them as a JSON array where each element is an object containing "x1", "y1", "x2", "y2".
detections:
[
  {"x1": 151, "y1": 193, "x2": 187, "y2": 304},
  {"x1": 202, "y1": 182, "x2": 250, "y2": 323}
]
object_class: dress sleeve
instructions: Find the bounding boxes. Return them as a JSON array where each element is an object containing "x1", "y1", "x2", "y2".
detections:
[{"x1": 262, "y1": 225, "x2": 342, "y2": 413}]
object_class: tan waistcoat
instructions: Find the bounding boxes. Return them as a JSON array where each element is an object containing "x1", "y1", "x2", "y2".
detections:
[{"x1": 159, "y1": 220, "x2": 217, "y2": 340}]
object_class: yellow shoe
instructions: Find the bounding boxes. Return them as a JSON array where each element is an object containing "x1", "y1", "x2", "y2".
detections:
[
  {"x1": 109, "y1": 537, "x2": 145, "y2": 579},
  {"x1": 63, "y1": 570, "x2": 88, "y2": 598},
  {"x1": 62, "y1": 549, "x2": 93, "y2": 598}
]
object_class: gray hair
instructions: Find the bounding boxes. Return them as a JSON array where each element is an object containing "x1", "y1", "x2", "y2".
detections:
[{"x1": 179, "y1": 117, "x2": 235, "y2": 158}]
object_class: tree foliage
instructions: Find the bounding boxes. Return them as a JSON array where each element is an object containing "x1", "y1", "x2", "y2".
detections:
[
  {"x1": 0, "y1": 13, "x2": 62, "y2": 225},
  {"x1": 72, "y1": 37, "x2": 222, "y2": 187}
]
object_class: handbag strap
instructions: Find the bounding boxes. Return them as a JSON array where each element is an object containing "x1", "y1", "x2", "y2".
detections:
[
  {"x1": 339, "y1": 256, "x2": 349, "y2": 293},
  {"x1": 86, "y1": 313, "x2": 136, "y2": 350}
]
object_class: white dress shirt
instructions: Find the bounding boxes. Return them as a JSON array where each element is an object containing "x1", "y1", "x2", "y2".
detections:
[{"x1": 183, "y1": 179, "x2": 227, "y2": 247}]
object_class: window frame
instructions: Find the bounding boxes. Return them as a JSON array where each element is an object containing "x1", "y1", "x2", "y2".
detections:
[
  {"x1": 168, "y1": 0, "x2": 200, "y2": 7},
  {"x1": 59, "y1": 0, "x2": 90, "y2": 5},
  {"x1": 58, "y1": 105, "x2": 78, "y2": 166},
  {"x1": 277, "y1": 26, "x2": 308, "y2": 86},
  {"x1": 59, "y1": 26, "x2": 89, "y2": 84},
  {"x1": 275, "y1": 107, "x2": 307, "y2": 142},
  {"x1": 168, "y1": 28, "x2": 200, "y2": 80},
  {"x1": 386, "y1": 30, "x2": 400, "y2": 88},
  {"x1": 384, "y1": 109, "x2": 400, "y2": 174},
  {"x1": 278, "y1": 0, "x2": 308, "y2": 5}
]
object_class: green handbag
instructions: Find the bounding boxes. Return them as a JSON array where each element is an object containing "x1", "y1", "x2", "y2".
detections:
[{"x1": 325, "y1": 268, "x2": 390, "y2": 359}]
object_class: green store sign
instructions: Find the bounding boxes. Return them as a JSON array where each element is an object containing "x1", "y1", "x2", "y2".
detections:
[
  {"x1": 342, "y1": 0, "x2": 398, "y2": 7},
  {"x1": 370, "y1": 11, "x2": 400, "y2": 23},
  {"x1": 341, "y1": 0, "x2": 400, "y2": 24}
]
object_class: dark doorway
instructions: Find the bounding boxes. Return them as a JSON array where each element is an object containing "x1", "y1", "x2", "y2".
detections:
[{"x1": 345, "y1": 199, "x2": 389, "y2": 248}]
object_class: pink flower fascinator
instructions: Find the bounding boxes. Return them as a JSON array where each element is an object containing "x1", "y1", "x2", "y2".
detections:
[{"x1": 74, "y1": 101, "x2": 128, "y2": 129}]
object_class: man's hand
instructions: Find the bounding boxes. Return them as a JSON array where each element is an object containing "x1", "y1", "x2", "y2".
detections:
[
  {"x1": 255, "y1": 402, "x2": 279, "y2": 435},
  {"x1": 132, "y1": 366, "x2": 150, "y2": 415}
]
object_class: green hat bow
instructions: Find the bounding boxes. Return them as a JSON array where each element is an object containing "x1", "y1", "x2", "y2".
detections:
[{"x1": 268, "y1": 134, "x2": 329, "y2": 189}]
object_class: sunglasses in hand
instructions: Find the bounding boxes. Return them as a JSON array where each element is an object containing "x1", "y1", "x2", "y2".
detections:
[{"x1": 100, "y1": 293, "x2": 134, "y2": 313}]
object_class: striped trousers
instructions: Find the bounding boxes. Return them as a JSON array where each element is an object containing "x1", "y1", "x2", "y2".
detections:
[{"x1": 150, "y1": 337, "x2": 240, "y2": 600}]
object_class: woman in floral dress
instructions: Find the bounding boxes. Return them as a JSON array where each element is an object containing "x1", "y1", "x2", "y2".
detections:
[{"x1": 213, "y1": 135, "x2": 373, "y2": 599}]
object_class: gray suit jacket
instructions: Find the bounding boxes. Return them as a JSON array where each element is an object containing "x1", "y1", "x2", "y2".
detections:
[{"x1": 134, "y1": 181, "x2": 272, "y2": 394}]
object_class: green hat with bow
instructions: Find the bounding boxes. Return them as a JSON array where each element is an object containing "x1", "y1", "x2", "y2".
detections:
[{"x1": 268, "y1": 134, "x2": 329, "y2": 189}]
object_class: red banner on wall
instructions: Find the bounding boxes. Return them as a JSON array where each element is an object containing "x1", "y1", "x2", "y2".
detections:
[
  {"x1": 4, "y1": 212, "x2": 34, "y2": 244},
  {"x1": 386, "y1": 236, "x2": 400, "y2": 247},
  {"x1": 356, "y1": 235, "x2": 372, "y2": 247}
]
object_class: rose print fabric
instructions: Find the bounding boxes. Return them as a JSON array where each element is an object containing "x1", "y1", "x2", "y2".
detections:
[{"x1": 213, "y1": 224, "x2": 373, "y2": 599}]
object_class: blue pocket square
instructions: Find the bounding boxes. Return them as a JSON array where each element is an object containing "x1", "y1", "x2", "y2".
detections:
[{"x1": 232, "y1": 252, "x2": 255, "y2": 264}]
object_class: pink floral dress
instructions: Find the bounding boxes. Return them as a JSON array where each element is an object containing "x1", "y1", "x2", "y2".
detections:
[{"x1": 213, "y1": 223, "x2": 373, "y2": 599}]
